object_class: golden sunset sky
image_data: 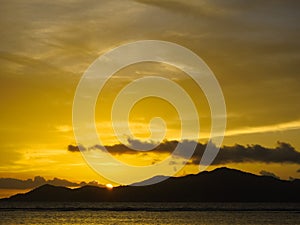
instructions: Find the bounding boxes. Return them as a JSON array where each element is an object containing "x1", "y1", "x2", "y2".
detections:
[{"x1": 1, "y1": 0, "x2": 300, "y2": 190}]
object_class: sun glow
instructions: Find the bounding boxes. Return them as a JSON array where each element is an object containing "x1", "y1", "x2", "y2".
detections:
[{"x1": 106, "y1": 183, "x2": 114, "y2": 190}]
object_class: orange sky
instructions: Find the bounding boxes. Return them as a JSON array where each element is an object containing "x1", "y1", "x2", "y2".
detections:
[{"x1": 0, "y1": 0, "x2": 300, "y2": 190}]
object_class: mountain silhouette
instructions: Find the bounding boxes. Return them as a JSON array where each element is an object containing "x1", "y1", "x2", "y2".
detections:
[{"x1": 2, "y1": 167, "x2": 300, "y2": 202}]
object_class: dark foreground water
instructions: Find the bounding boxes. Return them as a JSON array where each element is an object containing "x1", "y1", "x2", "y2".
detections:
[{"x1": 0, "y1": 202, "x2": 300, "y2": 225}]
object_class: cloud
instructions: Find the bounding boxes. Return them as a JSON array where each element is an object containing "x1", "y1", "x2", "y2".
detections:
[
  {"x1": 127, "y1": 138, "x2": 158, "y2": 151},
  {"x1": 259, "y1": 170, "x2": 280, "y2": 179},
  {"x1": 190, "y1": 141, "x2": 300, "y2": 165},
  {"x1": 68, "y1": 140, "x2": 300, "y2": 165},
  {"x1": 67, "y1": 144, "x2": 86, "y2": 152},
  {"x1": 0, "y1": 176, "x2": 75, "y2": 189},
  {"x1": 135, "y1": 0, "x2": 226, "y2": 18},
  {"x1": 0, "y1": 176, "x2": 106, "y2": 189},
  {"x1": 56, "y1": 125, "x2": 73, "y2": 133},
  {"x1": 225, "y1": 120, "x2": 300, "y2": 137}
]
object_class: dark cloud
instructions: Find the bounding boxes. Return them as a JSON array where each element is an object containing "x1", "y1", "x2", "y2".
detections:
[
  {"x1": 67, "y1": 144, "x2": 86, "y2": 152},
  {"x1": 127, "y1": 138, "x2": 157, "y2": 151},
  {"x1": 86, "y1": 140, "x2": 180, "y2": 155},
  {"x1": 0, "y1": 176, "x2": 77, "y2": 189},
  {"x1": 68, "y1": 140, "x2": 300, "y2": 165},
  {"x1": 259, "y1": 170, "x2": 280, "y2": 179},
  {"x1": 0, "y1": 176, "x2": 105, "y2": 189},
  {"x1": 190, "y1": 141, "x2": 300, "y2": 165}
]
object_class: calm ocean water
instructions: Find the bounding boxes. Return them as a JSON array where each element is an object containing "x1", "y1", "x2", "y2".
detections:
[{"x1": 0, "y1": 202, "x2": 299, "y2": 225}]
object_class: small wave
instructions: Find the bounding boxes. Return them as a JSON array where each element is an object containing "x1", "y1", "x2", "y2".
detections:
[{"x1": 1, "y1": 207, "x2": 300, "y2": 212}]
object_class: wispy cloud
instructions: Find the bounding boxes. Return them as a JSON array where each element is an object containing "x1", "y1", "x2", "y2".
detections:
[
  {"x1": 226, "y1": 120, "x2": 300, "y2": 137},
  {"x1": 56, "y1": 125, "x2": 73, "y2": 133}
]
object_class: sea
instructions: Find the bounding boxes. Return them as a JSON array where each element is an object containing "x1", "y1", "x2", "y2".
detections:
[{"x1": 0, "y1": 202, "x2": 299, "y2": 225}]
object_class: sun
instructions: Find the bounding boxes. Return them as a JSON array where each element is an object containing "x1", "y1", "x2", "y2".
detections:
[{"x1": 106, "y1": 183, "x2": 114, "y2": 190}]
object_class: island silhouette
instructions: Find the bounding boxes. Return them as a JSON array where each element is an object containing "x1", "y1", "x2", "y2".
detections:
[{"x1": 2, "y1": 167, "x2": 300, "y2": 202}]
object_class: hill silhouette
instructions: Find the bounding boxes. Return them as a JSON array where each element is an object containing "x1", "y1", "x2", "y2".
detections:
[{"x1": 2, "y1": 167, "x2": 300, "y2": 202}]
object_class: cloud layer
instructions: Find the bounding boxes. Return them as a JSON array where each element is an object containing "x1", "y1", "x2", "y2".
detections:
[
  {"x1": 0, "y1": 176, "x2": 104, "y2": 190},
  {"x1": 68, "y1": 140, "x2": 300, "y2": 165}
]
